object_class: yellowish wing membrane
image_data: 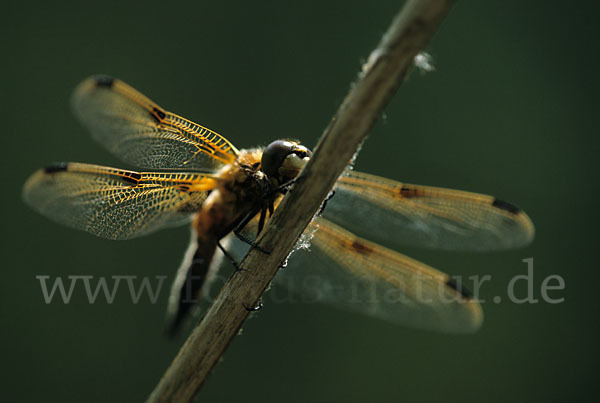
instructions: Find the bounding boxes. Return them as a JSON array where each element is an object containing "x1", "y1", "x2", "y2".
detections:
[
  {"x1": 274, "y1": 218, "x2": 483, "y2": 333},
  {"x1": 224, "y1": 171, "x2": 531, "y2": 332},
  {"x1": 71, "y1": 76, "x2": 238, "y2": 170},
  {"x1": 228, "y1": 205, "x2": 482, "y2": 333},
  {"x1": 327, "y1": 171, "x2": 535, "y2": 251},
  {"x1": 23, "y1": 162, "x2": 217, "y2": 240}
]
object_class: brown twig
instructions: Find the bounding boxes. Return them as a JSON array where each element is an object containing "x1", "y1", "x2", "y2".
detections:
[{"x1": 147, "y1": 1, "x2": 455, "y2": 401}]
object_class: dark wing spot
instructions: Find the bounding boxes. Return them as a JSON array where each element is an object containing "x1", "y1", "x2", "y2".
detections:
[
  {"x1": 398, "y1": 185, "x2": 420, "y2": 198},
  {"x1": 117, "y1": 171, "x2": 141, "y2": 185},
  {"x1": 129, "y1": 172, "x2": 142, "y2": 181},
  {"x1": 351, "y1": 240, "x2": 373, "y2": 255},
  {"x1": 492, "y1": 198, "x2": 521, "y2": 214},
  {"x1": 446, "y1": 278, "x2": 474, "y2": 300},
  {"x1": 44, "y1": 162, "x2": 69, "y2": 174},
  {"x1": 152, "y1": 107, "x2": 167, "y2": 121},
  {"x1": 93, "y1": 75, "x2": 114, "y2": 88},
  {"x1": 120, "y1": 176, "x2": 139, "y2": 185}
]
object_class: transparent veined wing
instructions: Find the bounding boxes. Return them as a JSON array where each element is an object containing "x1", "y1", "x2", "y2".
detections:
[
  {"x1": 273, "y1": 217, "x2": 483, "y2": 333},
  {"x1": 22, "y1": 162, "x2": 217, "y2": 240},
  {"x1": 71, "y1": 76, "x2": 239, "y2": 170},
  {"x1": 225, "y1": 208, "x2": 481, "y2": 333},
  {"x1": 324, "y1": 171, "x2": 535, "y2": 251}
]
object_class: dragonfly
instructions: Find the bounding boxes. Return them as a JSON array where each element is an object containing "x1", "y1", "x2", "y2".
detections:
[{"x1": 23, "y1": 76, "x2": 535, "y2": 335}]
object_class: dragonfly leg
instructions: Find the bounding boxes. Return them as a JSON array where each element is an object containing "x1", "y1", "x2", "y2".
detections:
[
  {"x1": 275, "y1": 176, "x2": 300, "y2": 192},
  {"x1": 256, "y1": 207, "x2": 267, "y2": 235},
  {"x1": 243, "y1": 298, "x2": 263, "y2": 312},
  {"x1": 217, "y1": 241, "x2": 243, "y2": 272},
  {"x1": 232, "y1": 229, "x2": 271, "y2": 255},
  {"x1": 262, "y1": 174, "x2": 306, "y2": 199},
  {"x1": 232, "y1": 208, "x2": 271, "y2": 254}
]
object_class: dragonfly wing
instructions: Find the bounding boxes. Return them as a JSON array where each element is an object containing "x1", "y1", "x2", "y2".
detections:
[
  {"x1": 324, "y1": 171, "x2": 535, "y2": 251},
  {"x1": 71, "y1": 76, "x2": 239, "y2": 170},
  {"x1": 274, "y1": 217, "x2": 483, "y2": 333},
  {"x1": 224, "y1": 211, "x2": 481, "y2": 333},
  {"x1": 22, "y1": 163, "x2": 216, "y2": 240}
]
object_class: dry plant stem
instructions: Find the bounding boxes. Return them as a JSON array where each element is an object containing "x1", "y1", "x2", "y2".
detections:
[{"x1": 147, "y1": 1, "x2": 454, "y2": 401}]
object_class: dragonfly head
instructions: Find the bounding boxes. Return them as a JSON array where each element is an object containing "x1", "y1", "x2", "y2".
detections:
[{"x1": 261, "y1": 140, "x2": 312, "y2": 185}]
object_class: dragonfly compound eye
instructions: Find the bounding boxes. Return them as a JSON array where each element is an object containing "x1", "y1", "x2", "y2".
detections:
[{"x1": 261, "y1": 140, "x2": 311, "y2": 182}]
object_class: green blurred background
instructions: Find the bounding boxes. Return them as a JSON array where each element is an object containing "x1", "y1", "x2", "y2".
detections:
[{"x1": 3, "y1": 0, "x2": 598, "y2": 401}]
